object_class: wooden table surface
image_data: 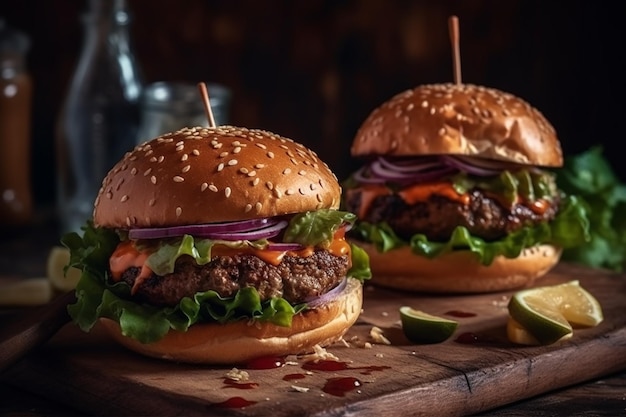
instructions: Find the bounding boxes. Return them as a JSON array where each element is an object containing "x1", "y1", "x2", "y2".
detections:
[{"x1": 1, "y1": 217, "x2": 625, "y2": 416}]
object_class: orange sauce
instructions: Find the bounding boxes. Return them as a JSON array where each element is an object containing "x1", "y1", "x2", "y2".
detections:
[
  {"x1": 109, "y1": 241, "x2": 153, "y2": 294},
  {"x1": 398, "y1": 182, "x2": 470, "y2": 205}
]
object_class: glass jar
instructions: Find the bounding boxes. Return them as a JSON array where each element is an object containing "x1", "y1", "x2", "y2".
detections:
[
  {"x1": 137, "y1": 81, "x2": 231, "y2": 144},
  {"x1": 0, "y1": 19, "x2": 33, "y2": 230}
]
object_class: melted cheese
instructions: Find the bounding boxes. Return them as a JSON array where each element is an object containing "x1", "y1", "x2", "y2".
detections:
[{"x1": 398, "y1": 182, "x2": 470, "y2": 205}]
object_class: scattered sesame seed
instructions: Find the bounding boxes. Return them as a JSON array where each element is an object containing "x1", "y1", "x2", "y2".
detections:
[
  {"x1": 130, "y1": 167, "x2": 137, "y2": 175},
  {"x1": 201, "y1": 183, "x2": 208, "y2": 191},
  {"x1": 173, "y1": 176, "x2": 184, "y2": 182},
  {"x1": 182, "y1": 165, "x2": 191, "y2": 173},
  {"x1": 244, "y1": 204, "x2": 252, "y2": 212},
  {"x1": 228, "y1": 159, "x2": 238, "y2": 166},
  {"x1": 176, "y1": 207, "x2": 182, "y2": 217},
  {"x1": 225, "y1": 187, "x2": 232, "y2": 197},
  {"x1": 217, "y1": 163, "x2": 224, "y2": 172},
  {"x1": 149, "y1": 199, "x2": 155, "y2": 206},
  {"x1": 209, "y1": 184, "x2": 218, "y2": 192},
  {"x1": 151, "y1": 176, "x2": 157, "y2": 184},
  {"x1": 255, "y1": 202, "x2": 262, "y2": 212},
  {"x1": 120, "y1": 195, "x2": 129, "y2": 202}
]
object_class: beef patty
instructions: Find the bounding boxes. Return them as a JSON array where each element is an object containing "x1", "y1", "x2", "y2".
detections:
[
  {"x1": 345, "y1": 187, "x2": 560, "y2": 241},
  {"x1": 116, "y1": 250, "x2": 350, "y2": 307}
]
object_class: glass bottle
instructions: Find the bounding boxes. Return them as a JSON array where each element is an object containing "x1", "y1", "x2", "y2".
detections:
[
  {"x1": 56, "y1": 0, "x2": 143, "y2": 234},
  {"x1": 0, "y1": 19, "x2": 33, "y2": 230}
]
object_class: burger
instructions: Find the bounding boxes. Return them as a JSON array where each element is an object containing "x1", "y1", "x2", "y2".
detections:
[
  {"x1": 342, "y1": 83, "x2": 588, "y2": 293},
  {"x1": 63, "y1": 126, "x2": 371, "y2": 364}
]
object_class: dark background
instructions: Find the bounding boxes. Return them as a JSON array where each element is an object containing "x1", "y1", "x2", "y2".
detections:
[{"x1": 1, "y1": 0, "x2": 624, "y2": 211}]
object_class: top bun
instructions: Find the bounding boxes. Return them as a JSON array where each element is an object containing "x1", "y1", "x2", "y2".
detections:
[
  {"x1": 94, "y1": 126, "x2": 341, "y2": 228},
  {"x1": 351, "y1": 83, "x2": 562, "y2": 167}
]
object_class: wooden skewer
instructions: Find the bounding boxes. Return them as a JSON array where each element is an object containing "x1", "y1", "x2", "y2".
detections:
[
  {"x1": 448, "y1": 15, "x2": 462, "y2": 85},
  {"x1": 197, "y1": 82, "x2": 216, "y2": 128}
]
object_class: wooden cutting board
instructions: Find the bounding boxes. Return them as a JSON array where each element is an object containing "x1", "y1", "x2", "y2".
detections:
[{"x1": 2, "y1": 262, "x2": 625, "y2": 416}]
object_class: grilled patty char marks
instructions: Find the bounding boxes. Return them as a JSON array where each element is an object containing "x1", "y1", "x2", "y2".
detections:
[
  {"x1": 117, "y1": 251, "x2": 350, "y2": 307},
  {"x1": 345, "y1": 188, "x2": 560, "y2": 241}
]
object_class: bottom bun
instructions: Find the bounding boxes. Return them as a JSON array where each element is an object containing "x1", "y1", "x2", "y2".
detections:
[
  {"x1": 358, "y1": 242, "x2": 561, "y2": 293},
  {"x1": 100, "y1": 277, "x2": 363, "y2": 364}
]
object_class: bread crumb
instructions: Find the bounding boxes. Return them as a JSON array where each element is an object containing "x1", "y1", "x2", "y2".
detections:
[
  {"x1": 370, "y1": 326, "x2": 391, "y2": 345},
  {"x1": 225, "y1": 368, "x2": 249, "y2": 382}
]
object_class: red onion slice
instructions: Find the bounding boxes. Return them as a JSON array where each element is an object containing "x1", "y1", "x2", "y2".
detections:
[
  {"x1": 129, "y1": 218, "x2": 279, "y2": 240},
  {"x1": 205, "y1": 220, "x2": 289, "y2": 241},
  {"x1": 442, "y1": 155, "x2": 519, "y2": 176},
  {"x1": 304, "y1": 278, "x2": 348, "y2": 308}
]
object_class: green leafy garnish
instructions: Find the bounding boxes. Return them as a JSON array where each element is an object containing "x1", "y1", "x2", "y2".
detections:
[{"x1": 556, "y1": 146, "x2": 626, "y2": 271}]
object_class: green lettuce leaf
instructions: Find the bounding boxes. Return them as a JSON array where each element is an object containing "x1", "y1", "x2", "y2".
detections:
[{"x1": 284, "y1": 209, "x2": 357, "y2": 247}]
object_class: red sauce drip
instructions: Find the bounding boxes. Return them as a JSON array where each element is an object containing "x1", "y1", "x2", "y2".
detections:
[
  {"x1": 211, "y1": 397, "x2": 257, "y2": 409},
  {"x1": 283, "y1": 373, "x2": 306, "y2": 381},
  {"x1": 245, "y1": 356, "x2": 285, "y2": 370},
  {"x1": 445, "y1": 310, "x2": 476, "y2": 318},
  {"x1": 455, "y1": 332, "x2": 497, "y2": 344},
  {"x1": 302, "y1": 360, "x2": 390, "y2": 375},
  {"x1": 323, "y1": 377, "x2": 362, "y2": 397},
  {"x1": 222, "y1": 379, "x2": 259, "y2": 390}
]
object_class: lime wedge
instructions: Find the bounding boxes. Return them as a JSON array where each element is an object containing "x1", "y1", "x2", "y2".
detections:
[
  {"x1": 47, "y1": 246, "x2": 82, "y2": 292},
  {"x1": 506, "y1": 316, "x2": 572, "y2": 346},
  {"x1": 508, "y1": 280, "x2": 603, "y2": 345},
  {"x1": 399, "y1": 306, "x2": 458, "y2": 344}
]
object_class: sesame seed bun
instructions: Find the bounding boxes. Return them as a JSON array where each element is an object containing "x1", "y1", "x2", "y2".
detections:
[
  {"x1": 93, "y1": 126, "x2": 341, "y2": 228},
  {"x1": 358, "y1": 242, "x2": 561, "y2": 293},
  {"x1": 351, "y1": 83, "x2": 562, "y2": 167},
  {"x1": 99, "y1": 276, "x2": 363, "y2": 364}
]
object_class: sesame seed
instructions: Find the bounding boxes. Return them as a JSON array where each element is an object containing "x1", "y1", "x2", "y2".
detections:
[
  {"x1": 244, "y1": 204, "x2": 252, "y2": 212},
  {"x1": 225, "y1": 187, "x2": 232, "y2": 197},
  {"x1": 274, "y1": 188, "x2": 282, "y2": 198},
  {"x1": 150, "y1": 156, "x2": 157, "y2": 163},
  {"x1": 176, "y1": 207, "x2": 182, "y2": 217},
  {"x1": 267, "y1": 151, "x2": 274, "y2": 158},
  {"x1": 158, "y1": 156, "x2": 164, "y2": 163},
  {"x1": 283, "y1": 168, "x2": 291, "y2": 175},
  {"x1": 151, "y1": 176, "x2": 157, "y2": 184},
  {"x1": 298, "y1": 170, "x2": 306, "y2": 176},
  {"x1": 252, "y1": 178, "x2": 260, "y2": 186},
  {"x1": 239, "y1": 167, "x2": 249, "y2": 174},
  {"x1": 120, "y1": 195, "x2": 129, "y2": 202},
  {"x1": 247, "y1": 171, "x2": 256, "y2": 177},
  {"x1": 149, "y1": 199, "x2": 156, "y2": 206},
  {"x1": 130, "y1": 167, "x2": 137, "y2": 175},
  {"x1": 176, "y1": 144, "x2": 184, "y2": 152},
  {"x1": 209, "y1": 184, "x2": 218, "y2": 192},
  {"x1": 228, "y1": 159, "x2": 238, "y2": 166},
  {"x1": 219, "y1": 151, "x2": 228, "y2": 158},
  {"x1": 106, "y1": 191, "x2": 113, "y2": 199},
  {"x1": 255, "y1": 143, "x2": 267, "y2": 150},
  {"x1": 233, "y1": 146, "x2": 241, "y2": 154},
  {"x1": 143, "y1": 168, "x2": 152, "y2": 176},
  {"x1": 266, "y1": 181, "x2": 274, "y2": 190},
  {"x1": 173, "y1": 176, "x2": 184, "y2": 182},
  {"x1": 285, "y1": 189, "x2": 295, "y2": 195},
  {"x1": 255, "y1": 163, "x2": 265, "y2": 169},
  {"x1": 182, "y1": 165, "x2": 191, "y2": 173},
  {"x1": 192, "y1": 149, "x2": 200, "y2": 156},
  {"x1": 217, "y1": 163, "x2": 224, "y2": 172},
  {"x1": 255, "y1": 202, "x2": 262, "y2": 212},
  {"x1": 201, "y1": 183, "x2": 208, "y2": 191},
  {"x1": 181, "y1": 154, "x2": 188, "y2": 161}
]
